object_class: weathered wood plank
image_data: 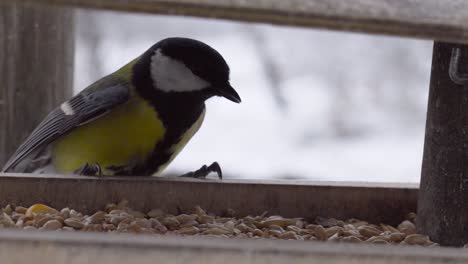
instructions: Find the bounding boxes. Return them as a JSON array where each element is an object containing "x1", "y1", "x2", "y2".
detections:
[
  {"x1": 417, "y1": 42, "x2": 468, "y2": 247},
  {"x1": 0, "y1": 2, "x2": 74, "y2": 166},
  {"x1": 6, "y1": 0, "x2": 468, "y2": 44},
  {"x1": 0, "y1": 174, "x2": 418, "y2": 225},
  {"x1": 1, "y1": 230, "x2": 468, "y2": 264}
]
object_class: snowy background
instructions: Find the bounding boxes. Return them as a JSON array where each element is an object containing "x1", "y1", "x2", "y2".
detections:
[{"x1": 74, "y1": 10, "x2": 433, "y2": 183}]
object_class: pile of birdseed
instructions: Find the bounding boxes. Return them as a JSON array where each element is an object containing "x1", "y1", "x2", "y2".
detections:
[{"x1": 0, "y1": 201, "x2": 437, "y2": 246}]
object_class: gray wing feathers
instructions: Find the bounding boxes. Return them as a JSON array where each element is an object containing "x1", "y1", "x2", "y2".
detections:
[{"x1": 1, "y1": 84, "x2": 129, "y2": 172}]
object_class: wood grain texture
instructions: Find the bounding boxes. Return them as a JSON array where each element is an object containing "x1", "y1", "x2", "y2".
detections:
[
  {"x1": 6, "y1": 0, "x2": 468, "y2": 43},
  {"x1": 417, "y1": 42, "x2": 468, "y2": 247},
  {"x1": 0, "y1": 2, "x2": 74, "y2": 166},
  {"x1": 0, "y1": 174, "x2": 418, "y2": 225}
]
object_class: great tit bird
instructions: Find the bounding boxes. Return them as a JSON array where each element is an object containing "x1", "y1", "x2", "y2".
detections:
[{"x1": 1, "y1": 37, "x2": 241, "y2": 177}]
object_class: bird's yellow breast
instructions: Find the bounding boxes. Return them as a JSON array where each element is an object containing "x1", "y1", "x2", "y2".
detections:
[{"x1": 52, "y1": 95, "x2": 165, "y2": 174}]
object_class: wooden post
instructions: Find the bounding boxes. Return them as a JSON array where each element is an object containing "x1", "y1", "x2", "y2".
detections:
[
  {"x1": 0, "y1": 2, "x2": 74, "y2": 165},
  {"x1": 418, "y1": 42, "x2": 468, "y2": 247}
]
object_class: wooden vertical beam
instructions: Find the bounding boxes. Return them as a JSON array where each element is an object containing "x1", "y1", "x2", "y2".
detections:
[
  {"x1": 0, "y1": 2, "x2": 74, "y2": 165},
  {"x1": 418, "y1": 42, "x2": 468, "y2": 246}
]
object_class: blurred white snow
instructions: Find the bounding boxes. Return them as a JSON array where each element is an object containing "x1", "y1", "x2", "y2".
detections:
[{"x1": 74, "y1": 10, "x2": 432, "y2": 183}]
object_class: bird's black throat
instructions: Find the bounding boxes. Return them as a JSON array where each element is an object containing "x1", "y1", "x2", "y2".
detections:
[{"x1": 130, "y1": 57, "x2": 210, "y2": 175}]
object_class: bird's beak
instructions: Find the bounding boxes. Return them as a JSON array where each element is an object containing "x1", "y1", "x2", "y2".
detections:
[{"x1": 216, "y1": 83, "x2": 241, "y2": 103}]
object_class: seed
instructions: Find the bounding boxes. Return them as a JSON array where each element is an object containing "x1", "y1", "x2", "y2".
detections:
[
  {"x1": 279, "y1": 231, "x2": 299, "y2": 240},
  {"x1": 53, "y1": 215, "x2": 64, "y2": 224},
  {"x1": 372, "y1": 239, "x2": 389, "y2": 244},
  {"x1": 286, "y1": 225, "x2": 302, "y2": 233},
  {"x1": 180, "y1": 220, "x2": 198, "y2": 228},
  {"x1": 109, "y1": 215, "x2": 128, "y2": 225},
  {"x1": 342, "y1": 230, "x2": 359, "y2": 236},
  {"x1": 343, "y1": 224, "x2": 356, "y2": 231},
  {"x1": 389, "y1": 232, "x2": 406, "y2": 242},
  {"x1": 366, "y1": 236, "x2": 389, "y2": 243},
  {"x1": 203, "y1": 227, "x2": 231, "y2": 235},
  {"x1": 325, "y1": 226, "x2": 344, "y2": 238},
  {"x1": 208, "y1": 223, "x2": 230, "y2": 231},
  {"x1": 15, "y1": 206, "x2": 27, "y2": 214},
  {"x1": 85, "y1": 224, "x2": 103, "y2": 232},
  {"x1": 117, "y1": 222, "x2": 129, "y2": 232},
  {"x1": 60, "y1": 208, "x2": 71, "y2": 219},
  {"x1": 69, "y1": 209, "x2": 82, "y2": 218},
  {"x1": 102, "y1": 223, "x2": 115, "y2": 231},
  {"x1": 149, "y1": 218, "x2": 168, "y2": 233},
  {"x1": 261, "y1": 218, "x2": 299, "y2": 228},
  {"x1": 236, "y1": 223, "x2": 252, "y2": 233},
  {"x1": 223, "y1": 220, "x2": 236, "y2": 231},
  {"x1": 269, "y1": 225, "x2": 284, "y2": 232},
  {"x1": 403, "y1": 234, "x2": 429, "y2": 245},
  {"x1": 84, "y1": 211, "x2": 106, "y2": 224},
  {"x1": 0, "y1": 212, "x2": 15, "y2": 228},
  {"x1": 268, "y1": 229, "x2": 282, "y2": 237},
  {"x1": 64, "y1": 218, "x2": 84, "y2": 229},
  {"x1": 381, "y1": 224, "x2": 399, "y2": 233},
  {"x1": 11, "y1": 212, "x2": 23, "y2": 221},
  {"x1": 161, "y1": 217, "x2": 180, "y2": 230},
  {"x1": 15, "y1": 216, "x2": 25, "y2": 227},
  {"x1": 175, "y1": 214, "x2": 197, "y2": 224},
  {"x1": 305, "y1": 224, "x2": 318, "y2": 230},
  {"x1": 35, "y1": 215, "x2": 54, "y2": 227},
  {"x1": 3, "y1": 204, "x2": 13, "y2": 215},
  {"x1": 252, "y1": 229, "x2": 264, "y2": 237},
  {"x1": 216, "y1": 217, "x2": 233, "y2": 224},
  {"x1": 341, "y1": 236, "x2": 362, "y2": 243},
  {"x1": 194, "y1": 206, "x2": 206, "y2": 216},
  {"x1": 25, "y1": 204, "x2": 59, "y2": 218},
  {"x1": 328, "y1": 233, "x2": 341, "y2": 242},
  {"x1": 108, "y1": 209, "x2": 126, "y2": 215},
  {"x1": 41, "y1": 220, "x2": 62, "y2": 230},
  {"x1": 350, "y1": 221, "x2": 368, "y2": 228},
  {"x1": 358, "y1": 226, "x2": 381, "y2": 237},
  {"x1": 132, "y1": 218, "x2": 152, "y2": 229},
  {"x1": 315, "y1": 225, "x2": 327, "y2": 241},
  {"x1": 176, "y1": 226, "x2": 200, "y2": 235},
  {"x1": 199, "y1": 215, "x2": 215, "y2": 224},
  {"x1": 398, "y1": 220, "x2": 416, "y2": 235}
]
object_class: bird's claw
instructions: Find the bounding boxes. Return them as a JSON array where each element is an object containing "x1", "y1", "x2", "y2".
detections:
[
  {"x1": 74, "y1": 162, "x2": 102, "y2": 177},
  {"x1": 179, "y1": 161, "x2": 222, "y2": 179}
]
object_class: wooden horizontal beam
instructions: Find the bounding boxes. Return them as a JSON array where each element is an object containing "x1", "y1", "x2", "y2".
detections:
[
  {"x1": 9, "y1": 0, "x2": 468, "y2": 44},
  {"x1": 2, "y1": 230, "x2": 468, "y2": 264},
  {"x1": 0, "y1": 173, "x2": 417, "y2": 225}
]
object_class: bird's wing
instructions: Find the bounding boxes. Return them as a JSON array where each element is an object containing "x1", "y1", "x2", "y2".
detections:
[{"x1": 2, "y1": 83, "x2": 130, "y2": 172}]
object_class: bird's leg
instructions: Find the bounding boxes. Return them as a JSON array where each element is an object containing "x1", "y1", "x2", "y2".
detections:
[
  {"x1": 74, "y1": 162, "x2": 103, "y2": 177},
  {"x1": 179, "y1": 161, "x2": 222, "y2": 179}
]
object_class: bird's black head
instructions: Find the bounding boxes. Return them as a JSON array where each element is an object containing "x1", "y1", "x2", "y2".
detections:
[{"x1": 134, "y1": 37, "x2": 241, "y2": 103}]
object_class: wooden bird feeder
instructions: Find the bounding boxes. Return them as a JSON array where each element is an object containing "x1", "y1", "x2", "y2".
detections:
[{"x1": 2, "y1": 0, "x2": 468, "y2": 262}]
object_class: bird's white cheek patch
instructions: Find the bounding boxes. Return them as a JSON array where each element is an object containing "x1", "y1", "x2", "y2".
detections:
[
  {"x1": 151, "y1": 49, "x2": 209, "y2": 93},
  {"x1": 60, "y1": 102, "x2": 74, "y2": 115}
]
